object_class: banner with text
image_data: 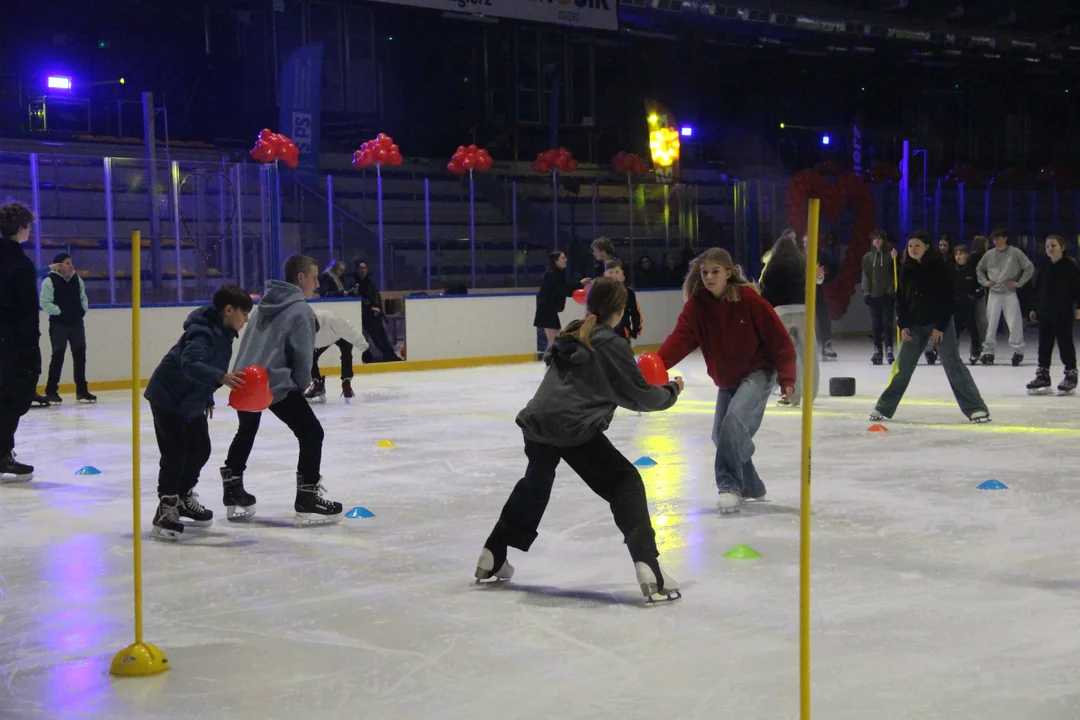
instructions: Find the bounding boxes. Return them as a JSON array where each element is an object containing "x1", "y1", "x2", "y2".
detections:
[
  {"x1": 367, "y1": 0, "x2": 618, "y2": 31},
  {"x1": 279, "y1": 42, "x2": 324, "y2": 175}
]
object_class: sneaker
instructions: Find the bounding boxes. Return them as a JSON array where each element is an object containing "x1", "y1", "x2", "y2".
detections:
[
  {"x1": 151, "y1": 496, "x2": 184, "y2": 541},
  {"x1": 474, "y1": 547, "x2": 514, "y2": 584},
  {"x1": 969, "y1": 410, "x2": 991, "y2": 424},
  {"x1": 76, "y1": 388, "x2": 97, "y2": 403},
  {"x1": 717, "y1": 491, "x2": 741, "y2": 515},
  {"x1": 1011, "y1": 352, "x2": 1024, "y2": 367},
  {"x1": 179, "y1": 491, "x2": 214, "y2": 527},
  {"x1": 0, "y1": 452, "x2": 33, "y2": 483},
  {"x1": 635, "y1": 559, "x2": 681, "y2": 604},
  {"x1": 341, "y1": 378, "x2": 354, "y2": 399},
  {"x1": 221, "y1": 467, "x2": 257, "y2": 520},
  {"x1": 294, "y1": 479, "x2": 344, "y2": 526},
  {"x1": 304, "y1": 379, "x2": 326, "y2": 403},
  {"x1": 45, "y1": 392, "x2": 63, "y2": 404}
]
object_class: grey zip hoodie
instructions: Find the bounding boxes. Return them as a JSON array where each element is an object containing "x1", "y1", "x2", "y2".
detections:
[
  {"x1": 516, "y1": 323, "x2": 681, "y2": 447},
  {"x1": 232, "y1": 280, "x2": 316, "y2": 404},
  {"x1": 976, "y1": 245, "x2": 1034, "y2": 295},
  {"x1": 862, "y1": 247, "x2": 894, "y2": 298}
]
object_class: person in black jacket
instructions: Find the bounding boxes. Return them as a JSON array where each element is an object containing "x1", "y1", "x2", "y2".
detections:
[
  {"x1": 1026, "y1": 235, "x2": 1080, "y2": 394},
  {"x1": 318, "y1": 260, "x2": 351, "y2": 298},
  {"x1": 351, "y1": 260, "x2": 401, "y2": 362},
  {"x1": 871, "y1": 232, "x2": 990, "y2": 423},
  {"x1": 0, "y1": 203, "x2": 42, "y2": 481},
  {"x1": 143, "y1": 285, "x2": 252, "y2": 541},
  {"x1": 475, "y1": 278, "x2": 683, "y2": 604},
  {"x1": 40, "y1": 253, "x2": 96, "y2": 403},
  {"x1": 759, "y1": 232, "x2": 818, "y2": 406},
  {"x1": 603, "y1": 259, "x2": 642, "y2": 343},
  {"x1": 533, "y1": 251, "x2": 575, "y2": 351},
  {"x1": 951, "y1": 245, "x2": 984, "y2": 365}
]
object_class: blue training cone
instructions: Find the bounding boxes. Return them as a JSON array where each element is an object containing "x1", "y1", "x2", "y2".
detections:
[
  {"x1": 75, "y1": 466, "x2": 102, "y2": 475},
  {"x1": 345, "y1": 507, "x2": 375, "y2": 519},
  {"x1": 977, "y1": 479, "x2": 1008, "y2": 490},
  {"x1": 633, "y1": 456, "x2": 658, "y2": 467}
]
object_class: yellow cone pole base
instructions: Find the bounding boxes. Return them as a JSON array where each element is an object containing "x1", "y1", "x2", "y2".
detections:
[{"x1": 110, "y1": 641, "x2": 169, "y2": 677}]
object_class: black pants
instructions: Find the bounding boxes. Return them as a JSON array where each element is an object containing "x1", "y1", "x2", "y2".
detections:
[
  {"x1": 362, "y1": 308, "x2": 398, "y2": 361},
  {"x1": 0, "y1": 378, "x2": 35, "y2": 456},
  {"x1": 0, "y1": 404, "x2": 22, "y2": 457},
  {"x1": 953, "y1": 301, "x2": 982, "y2": 358},
  {"x1": 224, "y1": 390, "x2": 324, "y2": 483},
  {"x1": 485, "y1": 433, "x2": 659, "y2": 563},
  {"x1": 151, "y1": 403, "x2": 211, "y2": 498},
  {"x1": 868, "y1": 295, "x2": 895, "y2": 348},
  {"x1": 815, "y1": 287, "x2": 832, "y2": 345},
  {"x1": 1037, "y1": 311, "x2": 1077, "y2": 370},
  {"x1": 46, "y1": 321, "x2": 87, "y2": 394},
  {"x1": 313, "y1": 339, "x2": 354, "y2": 381}
]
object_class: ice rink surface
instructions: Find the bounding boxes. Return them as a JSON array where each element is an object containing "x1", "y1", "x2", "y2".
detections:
[{"x1": 3, "y1": 339, "x2": 1080, "y2": 720}]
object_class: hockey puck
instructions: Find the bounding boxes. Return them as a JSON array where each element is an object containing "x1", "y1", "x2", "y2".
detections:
[{"x1": 829, "y1": 377, "x2": 856, "y2": 397}]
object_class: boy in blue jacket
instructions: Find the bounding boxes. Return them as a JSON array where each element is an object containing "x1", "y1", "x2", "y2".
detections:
[
  {"x1": 221, "y1": 255, "x2": 344, "y2": 525},
  {"x1": 144, "y1": 284, "x2": 252, "y2": 541}
]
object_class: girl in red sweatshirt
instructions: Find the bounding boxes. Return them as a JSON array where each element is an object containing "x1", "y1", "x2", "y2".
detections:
[{"x1": 658, "y1": 248, "x2": 797, "y2": 514}]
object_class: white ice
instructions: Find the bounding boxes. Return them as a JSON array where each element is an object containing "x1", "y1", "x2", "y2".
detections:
[{"x1": 3, "y1": 340, "x2": 1080, "y2": 720}]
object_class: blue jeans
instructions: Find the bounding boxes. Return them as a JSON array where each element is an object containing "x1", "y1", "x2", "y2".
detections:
[{"x1": 711, "y1": 370, "x2": 776, "y2": 497}]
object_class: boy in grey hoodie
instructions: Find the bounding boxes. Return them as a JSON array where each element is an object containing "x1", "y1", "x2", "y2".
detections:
[
  {"x1": 976, "y1": 228, "x2": 1035, "y2": 365},
  {"x1": 221, "y1": 254, "x2": 344, "y2": 525},
  {"x1": 474, "y1": 277, "x2": 684, "y2": 604}
]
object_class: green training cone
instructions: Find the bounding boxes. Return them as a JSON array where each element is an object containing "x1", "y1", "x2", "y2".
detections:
[{"x1": 723, "y1": 544, "x2": 762, "y2": 560}]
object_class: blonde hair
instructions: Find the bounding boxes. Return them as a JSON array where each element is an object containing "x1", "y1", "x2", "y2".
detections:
[
  {"x1": 683, "y1": 248, "x2": 751, "y2": 302},
  {"x1": 558, "y1": 277, "x2": 627, "y2": 351}
]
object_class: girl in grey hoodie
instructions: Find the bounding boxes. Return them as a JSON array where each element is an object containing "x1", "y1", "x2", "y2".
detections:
[{"x1": 475, "y1": 277, "x2": 684, "y2": 604}]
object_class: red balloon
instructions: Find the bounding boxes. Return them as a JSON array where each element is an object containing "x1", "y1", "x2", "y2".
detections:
[
  {"x1": 389, "y1": 151, "x2": 403, "y2": 166},
  {"x1": 565, "y1": 159, "x2": 578, "y2": 173},
  {"x1": 377, "y1": 133, "x2": 393, "y2": 148},
  {"x1": 572, "y1": 288, "x2": 587, "y2": 305},
  {"x1": 373, "y1": 147, "x2": 389, "y2": 164},
  {"x1": 462, "y1": 155, "x2": 476, "y2": 170},
  {"x1": 280, "y1": 143, "x2": 300, "y2": 169},
  {"x1": 258, "y1": 128, "x2": 274, "y2": 142},
  {"x1": 229, "y1": 365, "x2": 272, "y2": 412},
  {"x1": 533, "y1": 159, "x2": 551, "y2": 174},
  {"x1": 448, "y1": 158, "x2": 466, "y2": 176},
  {"x1": 468, "y1": 144, "x2": 478, "y2": 152},
  {"x1": 269, "y1": 133, "x2": 291, "y2": 156},
  {"x1": 636, "y1": 352, "x2": 668, "y2": 386},
  {"x1": 476, "y1": 152, "x2": 493, "y2": 172},
  {"x1": 251, "y1": 140, "x2": 275, "y2": 163}
]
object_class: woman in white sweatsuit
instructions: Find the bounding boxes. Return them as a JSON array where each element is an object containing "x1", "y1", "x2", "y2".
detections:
[{"x1": 305, "y1": 304, "x2": 369, "y2": 402}]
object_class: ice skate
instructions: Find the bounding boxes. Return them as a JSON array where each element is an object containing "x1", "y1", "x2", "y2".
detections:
[
  {"x1": 1058, "y1": 368, "x2": 1077, "y2": 395},
  {"x1": 1026, "y1": 367, "x2": 1051, "y2": 394},
  {"x1": 76, "y1": 388, "x2": 97, "y2": 403},
  {"x1": 870, "y1": 346, "x2": 883, "y2": 366},
  {"x1": 717, "y1": 491, "x2": 741, "y2": 515},
  {"x1": 45, "y1": 392, "x2": 62, "y2": 404},
  {"x1": 151, "y1": 496, "x2": 184, "y2": 542},
  {"x1": 294, "y1": 479, "x2": 344, "y2": 526},
  {"x1": 979, "y1": 353, "x2": 995, "y2": 365},
  {"x1": 221, "y1": 467, "x2": 257, "y2": 520},
  {"x1": 821, "y1": 341, "x2": 837, "y2": 361},
  {"x1": 0, "y1": 453, "x2": 33, "y2": 483},
  {"x1": 924, "y1": 349, "x2": 938, "y2": 365},
  {"x1": 1011, "y1": 352, "x2": 1024, "y2": 367},
  {"x1": 31, "y1": 394, "x2": 51, "y2": 408},
  {"x1": 179, "y1": 491, "x2": 214, "y2": 527},
  {"x1": 635, "y1": 559, "x2": 681, "y2": 605},
  {"x1": 969, "y1": 354, "x2": 979, "y2": 366},
  {"x1": 304, "y1": 378, "x2": 326, "y2": 403},
  {"x1": 474, "y1": 547, "x2": 514, "y2": 584},
  {"x1": 969, "y1": 410, "x2": 991, "y2": 424},
  {"x1": 885, "y1": 346, "x2": 895, "y2": 364},
  {"x1": 869, "y1": 408, "x2": 889, "y2": 422},
  {"x1": 341, "y1": 378, "x2": 354, "y2": 399}
]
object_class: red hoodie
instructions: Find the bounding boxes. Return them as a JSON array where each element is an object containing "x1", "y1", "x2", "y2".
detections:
[{"x1": 658, "y1": 285, "x2": 797, "y2": 390}]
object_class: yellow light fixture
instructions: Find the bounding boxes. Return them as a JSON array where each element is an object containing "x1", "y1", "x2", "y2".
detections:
[{"x1": 649, "y1": 126, "x2": 680, "y2": 167}]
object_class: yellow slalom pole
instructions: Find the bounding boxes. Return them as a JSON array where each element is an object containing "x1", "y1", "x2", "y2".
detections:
[
  {"x1": 889, "y1": 254, "x2": 901, "y2": 382},
  {"x1": 110, "y1": 230, "x2": 169, "y2": 677},
  {"x1": 799, "y1": 199, "x2": 819, "y2": 720}
]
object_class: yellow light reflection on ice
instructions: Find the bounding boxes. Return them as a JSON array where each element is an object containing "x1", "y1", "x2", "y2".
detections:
[{"x1": 636, "y1": 429, "x2": 690, "y2": 552}]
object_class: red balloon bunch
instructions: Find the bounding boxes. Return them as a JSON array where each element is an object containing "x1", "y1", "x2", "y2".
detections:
[
  {"x1": 250, "y1": 129, "x2": 300, "y2": 169},
  {"x1": 448, "y1": 145, "x2": 493, "y2": 176},
  {"x1": 612, "y1": 152, "x2": 649, "y2": 177},
  {"x1": 352, "y1": 133, "x2": 404, "y2": 170},
  {"x1": 533, "y1": 147, "x2": 577, "y2": 175}
]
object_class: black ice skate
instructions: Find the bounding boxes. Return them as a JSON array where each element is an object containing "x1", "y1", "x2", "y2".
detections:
[
  {"x1": 294, "y1": 478, "x2": 343, "y2": 526},
  {"x1": 76, "y1": 388, "x2": 97, "y2": 403},
  {"x1": 871, "y1": 346, "x2": 883, "y2": 365},
  {"x1": 969, "y1": 354, "x2": 980, "y2": 366},
  {"x1": 151, "y1": 495, "x2": 184, "y2": 542},
  {"x1": 304, "y1": 378, "x2": 326, "y2": 403},
  {"x1": 31, "y1": 394, "x2": 51, "y2": 408},
  {"x1": 221, "y1": 467, "x2": 257, "y2": 520},
  {"x1": 1058, "y1": 368, "x2": 1077, "y2": 395},
  {"x1": 635, "y1": 559, "x2": 681, "y2": 605},
  {"x1": 341, "y1": 378, "x2": 354, "y2": 399},
  {"x1": 885, "y1": 346, "x2": 895, "y2": 364},
  {"x1": 0, "y1": 453, "x2": 33, "y2": 483},
  {"x1": 179, "y1": 491, "x2": 214, "y2": 527},
  {"x1": 1011, "y1": 352, "x2": 1024, "y2": 367},
  {"x1": 979, "y1": 353, "x2": 995, "y2": 365},
  {"x1": 45, "y1": 392, "x2": 62, "y2": 404},
  {"x1": 924, "y1": 349, "x2": 938, "y2": 365},
  {"x1": 1027, "y1": 367, "x2": 1051, "y2": 394},
  {"x1": 474, "y1": 547, "x2": 515, "y2": 584}
]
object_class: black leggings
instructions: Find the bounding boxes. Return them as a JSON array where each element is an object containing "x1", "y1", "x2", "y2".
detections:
[{"x1": 1037, "y1": 312, "x2": 1076, "y2": 370}]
